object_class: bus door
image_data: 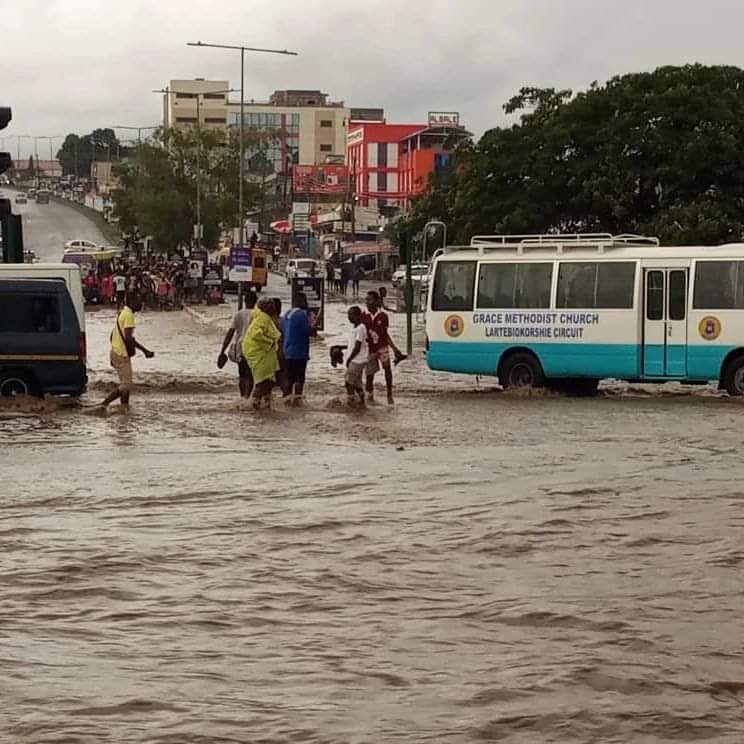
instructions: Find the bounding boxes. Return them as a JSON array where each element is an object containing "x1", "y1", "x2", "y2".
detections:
[{"x1": 643, "y1": 269, "x2": 688, "y2": 377}]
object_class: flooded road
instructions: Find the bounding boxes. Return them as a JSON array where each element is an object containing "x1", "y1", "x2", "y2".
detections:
[{"x1": 3, "y1": 278, "x2": 744, "y2": 742}]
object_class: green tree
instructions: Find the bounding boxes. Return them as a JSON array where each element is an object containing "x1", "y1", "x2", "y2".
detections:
[
  {"x1": 111, "y1": 125, "x2": 280, "y2": 253},
  {"x1": 57, "y1": 128, "x2": 126, "y2": 177},
  {"x1": 405, "y1": 65, "x2": 744, "y2": 246}
]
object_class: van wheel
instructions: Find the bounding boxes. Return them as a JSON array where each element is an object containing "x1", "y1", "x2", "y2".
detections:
[
  {"x1": 722, "y1": 354, "x2": 744, "y2": 396},
  {"x1": 0, "y1": 371, "x2": 38, "y2": 398},
  {"x1": 500, "y1": 352, "x2": 544, "y2": 390}
]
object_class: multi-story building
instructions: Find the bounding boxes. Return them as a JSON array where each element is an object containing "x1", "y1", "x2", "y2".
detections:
[
  {"x1": 163, "y1": 79, "x2": 230, "y2": 130},
  {"x1": 346, "y1": 113, "x2": 468, "y2": 210},
  {"x1": 226, "y1": 89, "x2": 349, "y2": 174}
]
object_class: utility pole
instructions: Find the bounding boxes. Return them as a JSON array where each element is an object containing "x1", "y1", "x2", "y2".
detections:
[{"x1": 187, "y1": 40, "x2": 298, "y2": 309}]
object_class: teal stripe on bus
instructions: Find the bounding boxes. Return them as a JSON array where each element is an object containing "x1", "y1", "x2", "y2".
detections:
[{"x1": 428, "y1": 341, "x2": 739, "y2": 381}]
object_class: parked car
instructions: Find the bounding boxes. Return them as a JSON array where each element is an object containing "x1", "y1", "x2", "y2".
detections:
[
  {"x1": 14, "y1": 192, "x2": 27, "y2": 205},
  {"x1": 285, "y1": 258, "x2": 321, "y2": 283},
  {"x1": 27, "y1": 188, "x2": 37, "y2": 200},
  {"x1": 64, "y1": 239, "x2": 99, "y2": 253},
  {"x1": 392, "y1": 263, "x2": 430, "y2": 287},
  {"x1": 0, "y1": 264, "x2": 87, "y2": 397},
  {"x1": 36, "y1": 190, "x2": 50, "y2": 204}
]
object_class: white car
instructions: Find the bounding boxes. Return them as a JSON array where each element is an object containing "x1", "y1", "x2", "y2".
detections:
[
  {"x1": 392, "y1": 263, "x2": 430, "y2": 287},
  {"x1": 286, "y1": 258, "x2": 320, "y2": 283},
  {"x1": 64, "y1": 239, "x2": 99, "y2": 253}
]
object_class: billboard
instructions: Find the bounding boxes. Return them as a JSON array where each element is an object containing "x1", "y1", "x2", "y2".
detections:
[
  {"x1": 292, "y1": 164, "x2": 349, "y2": 195},
  {"x1": 428, "y1": 111, "x2": 460, "y2": 127}
]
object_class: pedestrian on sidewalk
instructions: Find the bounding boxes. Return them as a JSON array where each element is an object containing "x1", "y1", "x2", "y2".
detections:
[
  {"x1": 362, "y1": 290, "x2": 407, "y2": 405},
  {"x1": 217, "y1": 289, "x2": 257, "y2": 398},
  {"x1": 341, "y1": 262, "x2": 351, "y2": 297},
  {"x1": 97, "y1": 292, "x2": 155, "y2": 411},
  {"x1": 352, "y1": 263, "x2": 364, "y2": 297},
  {"x1": 242, "y1": 297, "x2": 281, "y2": 409},
  {"x1": 114, "y1": 271, "x2": 127, "y2": 309},
  {"x1": 345, "y1": 305, "x2": 368, "y2": 407},
  {"x1": 282, "y1": 292, "x2": 313, "y2": 405}
]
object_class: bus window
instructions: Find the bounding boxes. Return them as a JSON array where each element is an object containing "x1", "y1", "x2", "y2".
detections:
[
  {"x1": 558, "y1": 261, "x2": 635, "y2": 309},
  {"x1": 646, "y1": 271, "x2": 664, "y2": 320},
  {"x1": 668, "y1": 271, "x2": 687, "y2": 320},
  {"x1": 477, "y1": 262, "x2": 552, "y2": 308},
  {"x1": 693, "y1": 261, "x2": 741, "y2": 309},
  {"x1": 432, "y1": 261, "x2": 476, "y2": 311}
]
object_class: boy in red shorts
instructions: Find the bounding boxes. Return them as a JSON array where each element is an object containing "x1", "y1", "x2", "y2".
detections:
[{"x1": 362, "y1": 290, "x2": 406, "y2": 404}]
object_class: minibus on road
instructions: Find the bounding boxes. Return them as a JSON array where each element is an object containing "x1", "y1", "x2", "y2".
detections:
[{"x1": 426, "y1": 233, "x2": 744, "y2": 395}]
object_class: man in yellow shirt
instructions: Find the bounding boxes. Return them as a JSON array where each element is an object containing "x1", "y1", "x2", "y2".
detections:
[{"x1": 98, "y1": 292, "x2": 154, "y2": 410}]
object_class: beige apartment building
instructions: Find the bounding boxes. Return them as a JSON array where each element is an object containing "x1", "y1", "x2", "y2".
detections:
[
  {"x1": 163, "y1": 79, "x2": 230, "y2": 130},
  {"x1": 162, "y1": 81, "x2": 349, "y2": 171}
]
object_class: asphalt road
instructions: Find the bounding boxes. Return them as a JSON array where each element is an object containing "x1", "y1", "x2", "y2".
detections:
[{"x1": 2, "y1": 189, "x2": 109, "y2": 262}]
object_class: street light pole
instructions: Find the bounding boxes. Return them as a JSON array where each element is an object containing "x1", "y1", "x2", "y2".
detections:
[{"x1": 186, "y1": 41, "x2": 298, "y2": 258}]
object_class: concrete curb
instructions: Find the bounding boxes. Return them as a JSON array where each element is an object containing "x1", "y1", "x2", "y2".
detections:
[{"x1": 49, "y1": 195, "x2": 120, "y2": 245}]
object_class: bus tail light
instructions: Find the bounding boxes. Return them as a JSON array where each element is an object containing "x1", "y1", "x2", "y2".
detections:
[{"x1": 78, "y1": 333, "x2": 87, "y2": 363}]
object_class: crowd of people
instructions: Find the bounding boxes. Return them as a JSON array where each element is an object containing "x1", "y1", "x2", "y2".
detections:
[
  {"x1": 82, "y1": 256, "x2": 223, "y2": 311},
  {"x1": 97, "y1": 285, "x2": 407, "y2": 412}
]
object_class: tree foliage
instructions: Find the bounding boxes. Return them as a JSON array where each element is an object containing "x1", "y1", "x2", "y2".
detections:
[
  {"x1": 56, "y1": 129, "x2": 126, "y2": 177},
  {"x1": 399, "y1": 65, "x2": 744, "y2": 246},
  {"x1": 112, "y1": 126, "x2": 282, "y2": 253}
]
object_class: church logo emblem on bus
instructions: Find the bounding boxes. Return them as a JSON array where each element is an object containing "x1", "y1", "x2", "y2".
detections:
[
  {"x1": 699, "y1": 316, "x2": 721, "y2": 341},
  {"x1": 445, "y1": 315, "x2": 464, "y2": 337}
]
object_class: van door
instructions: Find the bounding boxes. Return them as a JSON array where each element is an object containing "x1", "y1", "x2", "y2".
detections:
[{"x1": 643, "y1": 269, "x2": 688, "y2": 377}]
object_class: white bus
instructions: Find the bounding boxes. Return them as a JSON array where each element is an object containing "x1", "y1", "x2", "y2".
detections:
[{"x1": 425, "y1": 233, "x2": 744, "y2": 395}]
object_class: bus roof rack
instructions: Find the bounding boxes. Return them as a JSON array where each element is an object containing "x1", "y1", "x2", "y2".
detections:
[{"x1": 449, "y1": 233, "x2": 660, "y2": 255}]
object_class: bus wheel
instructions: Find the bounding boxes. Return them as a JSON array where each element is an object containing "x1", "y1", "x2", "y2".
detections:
[
  {"x1": 0, "y1": 371, "x2": 38, "y2": 398},
  {"x1": 500, "y1": 352, "x2": 545, "y2": 390},
  {"x1": 722, "y1": 354, "x2": 744, "y2": 396}
]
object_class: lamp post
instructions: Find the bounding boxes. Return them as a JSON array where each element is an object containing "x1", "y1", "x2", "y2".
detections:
[
  {"x1": 186, "y1": 41, "x2": 298, "y2": 260},
  {"x1": 153, "y1": 87, "x2": 236, "y2": 250}
]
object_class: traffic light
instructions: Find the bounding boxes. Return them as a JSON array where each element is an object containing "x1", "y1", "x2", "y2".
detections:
[
  {"x1": 0, "y1": 106, "x2": 24, "y2": 262},
  {"x1": 0, "y1": 106, "x2": 11, "y2": 176}
]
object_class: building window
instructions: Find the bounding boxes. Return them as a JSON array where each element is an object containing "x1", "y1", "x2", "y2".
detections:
[
  {"x1": 175, "y1": 92, "x2": 196, "y2": 99},
  {"x1": 175, "y1": 116, "x2": 198, "y2": 123},
  {"x1": 320, "y1": 144, "x2": 333, "y2": 152},
  {"x1": 202, "y1": 93, "x2": 224, "y2": 100},
  {"x1": 377, "y1": 143, "x2": 388, "y2": 167},
  {"x1": 320, "y1": 119, "x2": 333, "y2": 128},
  {"x1": 377, "y1": 172, "x2": 387, "y2": 192},
  {"x1": 204, "y1": 117, "x2": 226, "y2": 124}
]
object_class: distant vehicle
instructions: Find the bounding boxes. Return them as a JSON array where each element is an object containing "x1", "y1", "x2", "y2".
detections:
[
  {"x1": 14, "y1": 192, "x2": 27, "y2": 205},
  {"x1": 286, "y1": 258, "x2": 320, "y2": 284},
  {"x1": 64, "y1": 239, "x2": 99, "y2": 252},
  {"x1": 36, "y1": 190, "x2": 50, "y2": 204},
  {"x1": 392, "y1": 263, "x2": 430, "y2": 287},
  {"x1": 27, "y1": 188, "x2": 37, "y2": 200},
  {"x1": 0, "y1": 264, "x2": 87, "y2": 397},
  {"x1": 23, "y1": 250, "x2": 38, "y2": 264}
]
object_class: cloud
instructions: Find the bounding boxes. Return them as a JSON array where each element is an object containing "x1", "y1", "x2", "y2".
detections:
[{"x1": 3, "y1": 0, "x2": 744, "y2": 156}]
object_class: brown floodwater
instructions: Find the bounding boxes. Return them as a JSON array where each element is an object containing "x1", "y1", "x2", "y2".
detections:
[{"x1": 2, "y1": 294, "x2": 744, "y2": 743}]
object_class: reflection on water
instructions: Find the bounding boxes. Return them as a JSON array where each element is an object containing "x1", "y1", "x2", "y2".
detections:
[{"x1": 2, "y1": 303, "x2": 744, "y2": 742}]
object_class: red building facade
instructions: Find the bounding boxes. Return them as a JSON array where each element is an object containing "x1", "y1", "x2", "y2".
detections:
[{"x1": 346, "y1": 119, "x2": 468, "y2": 210}]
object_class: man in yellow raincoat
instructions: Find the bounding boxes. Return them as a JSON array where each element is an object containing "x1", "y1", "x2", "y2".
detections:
[{"x1": 242, "y1": 297, "x2": 281, "y2": 408}]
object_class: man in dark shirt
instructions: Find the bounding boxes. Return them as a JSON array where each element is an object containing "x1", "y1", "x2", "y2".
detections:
[{"x1": 282, "y1": 292, "x2": 313, "y2": 404}]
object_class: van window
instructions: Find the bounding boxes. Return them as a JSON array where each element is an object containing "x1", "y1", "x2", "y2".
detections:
[
  {"x1": 254, "y1": 256, "x2": 266, "y2": 269},
  {"x1": 693, "y1": 261, "x2": 744, "y2": 309},
  {"x1": 0, "y1": 294, "x2": 61, "y2": 333},
  {"x1": 557, "y1": 262, "x2": 636, "y2": 309},
  {"x1": 477, "y1": 262, "x2": 552, "y2": 308},
  {"x1": 432, "y1": 261, "x2": 476, "y2": 311}
]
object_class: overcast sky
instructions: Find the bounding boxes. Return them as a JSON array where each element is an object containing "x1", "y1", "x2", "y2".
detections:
[{"x1": 4, "y1": 0, "x2": 744, "y2": 158}]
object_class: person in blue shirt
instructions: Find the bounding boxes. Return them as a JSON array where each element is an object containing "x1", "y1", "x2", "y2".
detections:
[{"x1": 282, "y1": 292, "x2": 313, "y2": 405}]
